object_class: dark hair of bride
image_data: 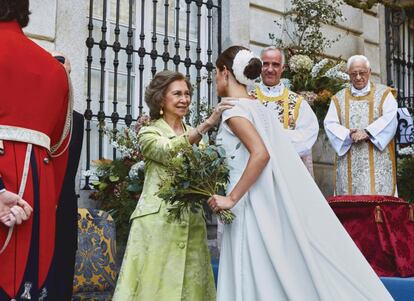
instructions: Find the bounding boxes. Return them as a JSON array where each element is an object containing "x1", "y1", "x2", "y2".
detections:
[{"x1": 216, "y1": 45, "x2": 262, "y2": 83}]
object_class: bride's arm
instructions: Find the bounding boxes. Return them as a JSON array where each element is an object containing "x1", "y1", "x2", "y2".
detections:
[{"x1": 208, "y1": 116, "x2": 270, "y2": 211}]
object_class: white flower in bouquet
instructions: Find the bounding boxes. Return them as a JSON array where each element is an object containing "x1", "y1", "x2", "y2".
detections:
[
  {"x1": 310, "y1": 58, "x2": 329, "y2": 78},
  {"x1": 289, "y1": 55, "x2": 314, "y2": 73},
  {"x1": 280, "y1": 78, "x2": 292, "y2": 89}
]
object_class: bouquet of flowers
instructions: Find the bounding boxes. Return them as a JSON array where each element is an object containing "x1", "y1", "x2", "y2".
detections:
[
  {"x1": 282, "y1": 55, "x2": 349, "y2": 125},
  {"x1": 157, "y1": 144, "x2": 235, "y2": 224}
]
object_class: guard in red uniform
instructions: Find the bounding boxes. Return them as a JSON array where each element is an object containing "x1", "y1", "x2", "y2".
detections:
[{"x1": 0, "y1": 1, "x2": 72, "y2": 300}]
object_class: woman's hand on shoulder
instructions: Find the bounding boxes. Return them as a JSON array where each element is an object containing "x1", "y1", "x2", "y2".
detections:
[
  {"x1": 208, "y1": 194, "x2": 236, "y2": 212},
  {"x1": 206, "y1": 99, "x2": 237, "y2": 126}
]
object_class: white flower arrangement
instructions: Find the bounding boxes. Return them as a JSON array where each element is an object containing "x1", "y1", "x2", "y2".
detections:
[
  {"x1": 288, "y1": 55, "x2": 314, "y2": 73},
  {"x1": 324, "y1": 62, "x2": 350, "y2": 81},
  {"x1": 310, "y1": 58, "x2": 329, "y2": 78},
  {"x1": 108, "y1": 127, "x2": 141, "y2": 160},
  {"x1": 232, "y1": 50, "x2": 257, "y2": 86}
]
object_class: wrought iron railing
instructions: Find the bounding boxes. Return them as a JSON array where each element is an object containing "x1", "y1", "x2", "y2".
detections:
[
  {"x1": 84, "y1": 0, "x2": 222, "y2": 188},
  {"x1": 385, "y1": 8, "x2": 414, "y2": 149}
]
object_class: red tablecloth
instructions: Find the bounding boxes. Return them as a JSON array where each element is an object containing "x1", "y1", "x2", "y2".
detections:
[{"x1": 328, "y1": 195, "x2": 414, "y2": 277}]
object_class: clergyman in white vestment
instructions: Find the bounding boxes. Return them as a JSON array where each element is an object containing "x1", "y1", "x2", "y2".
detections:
[{"x1": 324, "y1": 55, "x2": 398, "y2": 196}]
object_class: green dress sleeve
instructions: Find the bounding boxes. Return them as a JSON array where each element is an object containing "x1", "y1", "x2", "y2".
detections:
[{"x1": 138, "y1": 126, "x2": 190, "y2": 165}]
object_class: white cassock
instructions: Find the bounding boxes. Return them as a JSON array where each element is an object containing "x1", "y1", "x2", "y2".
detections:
[{"x1": 324, "y1": 81, "x2": 398, "y2": 196}]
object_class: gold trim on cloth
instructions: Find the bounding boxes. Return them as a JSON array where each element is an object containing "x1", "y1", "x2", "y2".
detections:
[
  {"x1": 378, "y1": 88, "x2": 392, "y2": 116},
  {"x1": 293, "y1": 97, "x2": 303, "y2": 123},
  {"x1": 50, "y1": 73, "x2": 74, "y2": 157},
  {"x1": 332, "y1": 96, "x2": 342, "y2": 123},
  {"x1": 345, "y1": 89, "x2": 352, "y2": 194},
  {"x1": 368, "y1": 88, "x2": 376, "y2": 194},
  {"x1": 332, "y1": 95, "x2": 341, "y2": 196},
  {"x1": 255, "y1": 86, "x2": 289, "y2": 102},
  {"x1": 0, "y1": 125, "x2": 50, "y2": 150},
  {"x1": 378, "y1": 91, "x2": 397, "y2": 196},
  {"x1": 283, "y1": 100, "x2": 289, "y2": 129},
  {"x1": 389, "y1": 141, "x2": 397, "y2": 196},
  {"x1": 378, "y1": 87, "x2": 397, "y2": 195}
]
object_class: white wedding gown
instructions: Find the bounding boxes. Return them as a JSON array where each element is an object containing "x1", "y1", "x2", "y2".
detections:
[{"x1": 215, "y1": 99, "x2": 393, "y2": 301}]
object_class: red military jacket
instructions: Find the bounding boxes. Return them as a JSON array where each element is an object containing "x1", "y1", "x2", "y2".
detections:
[{"x1": 0, "y1": 21, "x2": 70, "y2": 297}]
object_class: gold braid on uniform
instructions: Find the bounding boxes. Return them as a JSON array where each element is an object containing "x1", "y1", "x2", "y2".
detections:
[{"x1": 50, "y1": 74, "x2": 74, "y2": 157}]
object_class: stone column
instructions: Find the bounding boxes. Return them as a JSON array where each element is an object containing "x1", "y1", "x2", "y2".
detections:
[
  {"x1": 24, "y1": 0, "x2": 57, "y2": 50},
  {"x1": 221, "y1": 0, "x2": 250, "y2": 49},
  {"x1": 378, "y1": 5, "x2": 388, "y2": 84},
  {"x1": 55, "y1": 0, "x2": 89, "y2": 113},
  {"x1": 55, "y1": 0, "x2": 89, "y2": 205}
]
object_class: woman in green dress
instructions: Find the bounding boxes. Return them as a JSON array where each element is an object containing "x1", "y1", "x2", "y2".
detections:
[{"x1": 113, "y1": 71, "x2": 232, "y2": 301}]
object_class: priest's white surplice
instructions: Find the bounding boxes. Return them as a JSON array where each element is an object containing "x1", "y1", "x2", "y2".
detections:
[{"x1": 324, "y1": 82, "x2": 398, "y2": 195}]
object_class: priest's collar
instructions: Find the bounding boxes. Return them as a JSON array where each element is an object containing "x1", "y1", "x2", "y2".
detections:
[
  {"x1": 258, "y1": 82, "x2": 285, "y2": 97},
  {"x1": 351, "y1": 81, "x2": 371, "y2": 97}
]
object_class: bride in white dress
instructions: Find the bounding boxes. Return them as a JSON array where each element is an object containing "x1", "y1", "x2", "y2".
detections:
[{"x1": 208, "y1": 46, "x2": 393, "y2": 301}]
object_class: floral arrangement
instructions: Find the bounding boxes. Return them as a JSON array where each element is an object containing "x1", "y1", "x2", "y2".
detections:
[
  {"x1": 157, "y1": 144, "x2": 234, "y2": 224},
  {"x1": 282, "y1": 55, "x2": 349, "y2": 125},
  {"x1": 289, "y1": 55, "x2": 314, "y2": 72},
  {"x1": 88, "y1": 116, "x2": 150, "y2": 245}
]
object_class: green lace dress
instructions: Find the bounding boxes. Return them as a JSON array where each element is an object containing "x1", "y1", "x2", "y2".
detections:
[{"x1": 112, "y1": 118, "x2": 216, "y2": 301}]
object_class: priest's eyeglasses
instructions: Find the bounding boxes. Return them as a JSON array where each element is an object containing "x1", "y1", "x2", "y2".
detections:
[{"x1": 349, "y1": 70, "x2": 369, "y2": 78}]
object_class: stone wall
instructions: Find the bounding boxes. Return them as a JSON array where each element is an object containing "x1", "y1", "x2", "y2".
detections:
[{"x1": 25, "y1": 0, "x2": 88, "y2": 112}]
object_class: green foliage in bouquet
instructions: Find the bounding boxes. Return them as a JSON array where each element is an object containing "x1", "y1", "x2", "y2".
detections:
[
  {"x1": 157, "y1": 144, "x2": 235, "y2": 224},
  {"x1": 282, "y1": 56, "x2": 349, "y2": 126},
  {"x1": 397, "y1": 147, "x2": 414, "y2": 203}
]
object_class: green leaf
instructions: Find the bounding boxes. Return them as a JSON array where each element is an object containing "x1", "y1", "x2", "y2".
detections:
[{"x1": 109, "y1": 175, "x2": 120, "y2": 182}]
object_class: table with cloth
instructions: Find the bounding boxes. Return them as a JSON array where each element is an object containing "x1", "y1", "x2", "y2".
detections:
[{"x1": 328, "y1": 195, "x2": 414, "y2": 277}]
